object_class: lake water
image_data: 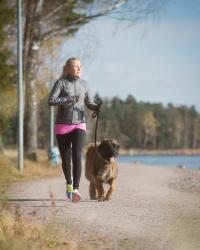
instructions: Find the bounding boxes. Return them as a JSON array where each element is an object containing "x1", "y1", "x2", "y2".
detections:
[{"x1": 118, "y1": 155, "x2": 200, "y2": 169}]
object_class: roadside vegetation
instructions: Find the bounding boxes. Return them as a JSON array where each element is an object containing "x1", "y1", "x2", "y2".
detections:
[
  {"x1": 0, "y1": 207, "x2": 76, "y2": 250},
  {"x1": 0, "y1": 150, "x2": 62, "y2": 195},
  {"x1": 0, "y1": 152, "x2": 78, "y2": 250}
]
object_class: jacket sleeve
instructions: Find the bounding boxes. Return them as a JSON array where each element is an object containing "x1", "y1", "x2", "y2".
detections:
[
  {"x1": 84, "y1": 82, "x2": 98, "y2": 111},
  {"x1": 48, "y1": 79, "x2": 73, "y2": 106}
]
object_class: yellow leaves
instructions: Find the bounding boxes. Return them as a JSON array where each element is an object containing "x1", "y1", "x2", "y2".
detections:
[
  {"x1": 34, "y1": 36, "x2": 63, "y2": 101},
  {"x1": 142, "y1": 111, "x2": 159, "y2": 137},
  {"x1": 39, "y1": 36, "x2": 62, "y2": 62},
  {"x1": 36, "y1": 80, "x2": 49, "y2": 101},
  {"x1": 0, "y1": 87, "x2": 17, "y2": 117}
]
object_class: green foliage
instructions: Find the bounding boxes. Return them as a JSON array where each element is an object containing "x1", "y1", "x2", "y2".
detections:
[
  {"x1": 0, "y1": 0, "x2": 15, "y2": 89},
  {"x1": 91, "y1": 95, "x2": 200, "y2": 149},
  {"x1": 0, "y1": 0, "x2": 16, "y2": 141},
  {"x1": 0, "y1": 50, "x2": 16, "y2": 89},
  {"x1": 0, "y1": 0, "x2": 13, "y2": 45}
]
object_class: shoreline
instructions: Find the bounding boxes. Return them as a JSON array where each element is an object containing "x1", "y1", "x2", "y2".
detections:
[{"x1": 119, "y1": 148, "x2": 200, "y2": 156}]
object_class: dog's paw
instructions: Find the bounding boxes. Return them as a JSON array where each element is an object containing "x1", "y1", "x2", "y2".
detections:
[
  {"x1": 90, "y1": 196, "x2": 98, "y2": 200},
  {"x1": 98, "y1": 196, "x2": 105, "y2": 202},
  {"x1": 105, "y1": 195, "x2": 112, "y2": 201}
]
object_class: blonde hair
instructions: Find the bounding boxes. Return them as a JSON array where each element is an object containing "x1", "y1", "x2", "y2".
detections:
[{"x1": 62, "y1": 57, "x2": 80, "y2": 78}]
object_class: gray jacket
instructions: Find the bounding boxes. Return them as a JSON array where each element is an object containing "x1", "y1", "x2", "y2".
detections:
[{"x1": 48, "y1": 77, "x2": 97, "y2": 124}]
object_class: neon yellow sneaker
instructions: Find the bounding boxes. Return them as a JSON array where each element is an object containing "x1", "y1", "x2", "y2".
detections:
[{"x1": 66, "y1": 184, "x2": 73, "y2": 200}]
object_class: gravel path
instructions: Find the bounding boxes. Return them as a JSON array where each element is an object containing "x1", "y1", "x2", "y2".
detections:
[{"x1": 7, "y1": 164, "x2": 200, "y2": 250}]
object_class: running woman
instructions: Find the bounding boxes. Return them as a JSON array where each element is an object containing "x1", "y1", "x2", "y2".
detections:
[{"x1": 48, "y1": 57, "x2": 100, "y2": 202}]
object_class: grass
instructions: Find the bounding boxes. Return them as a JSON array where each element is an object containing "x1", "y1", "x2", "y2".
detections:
[
  {"x1": 0, "y1": 149, "x2": 62, "y2": 195},
  {"x1": 0, "y1": 206, "x2": 77, "y2": 250},
  {"x1": 0, "y1": 150, "x2": 78, "y2": 250}
]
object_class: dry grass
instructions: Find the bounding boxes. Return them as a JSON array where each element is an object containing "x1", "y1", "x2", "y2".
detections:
[
  {"x1": 0, "y1": 150, "x2": 78, "y2": 250},
  {"x1": 0, "y1": 155, "x2": 22, "y2": 196},
  {"x1": 0, "y1": 205, "x2": 77, "y2": 250},
  {"x1": 0, "y1": 149, "x2": 62, "y2": 195}
]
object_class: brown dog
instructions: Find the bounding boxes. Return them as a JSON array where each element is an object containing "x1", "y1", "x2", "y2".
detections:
[{"x1": 85, "y1": 139, "x2": 119, "y2": 201}]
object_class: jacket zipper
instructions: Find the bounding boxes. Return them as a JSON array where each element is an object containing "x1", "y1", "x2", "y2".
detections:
[
  {"x1": 74, "y1": 81, "x2": 77, "y2": 99},
  {"x1": 72, "y1": 82, "x2": 76, "y2": 122}
]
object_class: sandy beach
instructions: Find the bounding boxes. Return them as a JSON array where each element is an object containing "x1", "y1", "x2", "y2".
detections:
[{"x1": 6, "y1": 163, "x2": 200, "y2": 250}]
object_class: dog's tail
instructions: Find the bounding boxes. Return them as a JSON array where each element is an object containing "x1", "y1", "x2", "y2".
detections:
[{"x1": 85, "y1": 143, "x2": 96, "y2": 181}]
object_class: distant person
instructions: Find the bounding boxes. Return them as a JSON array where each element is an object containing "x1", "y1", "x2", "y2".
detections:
[{"x1": 48, "y1": 57, "x2": 100, "y2": 202}]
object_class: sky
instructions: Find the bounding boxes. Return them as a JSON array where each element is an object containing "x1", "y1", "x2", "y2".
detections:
[{"x1": 60, "y1": 0, "x2": 200, "y2": 111}]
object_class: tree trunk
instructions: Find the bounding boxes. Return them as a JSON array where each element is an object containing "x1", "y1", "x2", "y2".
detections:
[
  {"x1": 183, "y1": 111, "x2": 189, "y2": 148},
  {"x1": 24, "y1": 39, "x2": 40, "y2": 161},
  {"x1": 0, "y1": 135, "x2": 5, "y2": 154},
  {"x1": 192, "y1": 119, "x2": 198, "y2": 148},
  {"x1": 23, "y1": 0, "x2": 42, "y2": 161},
  {"x1": 25, "y1": 76, "x2": 38, "y2": 160},
  {"x1": 142, "y1": 133, "x2": 148, "y2": 149}
]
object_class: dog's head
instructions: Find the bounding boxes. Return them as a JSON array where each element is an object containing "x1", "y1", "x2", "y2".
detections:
[{"x1": 98, "y1": 138, "x2": 120, "y2": 161}]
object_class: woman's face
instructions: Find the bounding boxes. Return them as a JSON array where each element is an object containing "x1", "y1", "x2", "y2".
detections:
[{"x1": 66, "y1": 60, "x2": 82, "y2": 78}]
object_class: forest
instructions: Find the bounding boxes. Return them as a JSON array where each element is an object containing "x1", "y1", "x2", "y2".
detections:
[{"x1": 92, "y1": 95, "x2": 200, "y2": 149}]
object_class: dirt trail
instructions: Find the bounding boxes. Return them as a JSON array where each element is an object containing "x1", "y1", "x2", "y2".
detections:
[{"x1": 7, "y1": 164, "x2": 200, "y2": 250}]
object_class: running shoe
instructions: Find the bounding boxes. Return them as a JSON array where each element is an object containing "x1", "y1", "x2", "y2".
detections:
[
  {"x1": 72, "y1": 189, "x2": 82, "y2": 203},
  {"x1": 66, "y1": 184, "x2": 73, "y2": 200}
]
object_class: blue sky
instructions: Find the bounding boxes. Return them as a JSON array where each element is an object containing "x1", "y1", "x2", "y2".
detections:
[{"x1": 61, "y1": 0, "x2": 200, "y2": 111}]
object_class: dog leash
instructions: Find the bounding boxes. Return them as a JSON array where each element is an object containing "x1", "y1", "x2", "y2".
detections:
[
  {"x1": 91, "y1": 98, "x2": 102, "y2": 148},
  {"x1": 91, "y1": 99, "x2": 110, "y2": 164}
]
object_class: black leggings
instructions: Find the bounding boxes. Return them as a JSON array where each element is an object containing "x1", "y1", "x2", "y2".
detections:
[{"x1": 56, "y1": 129, "x2": 85, "y2": 190}]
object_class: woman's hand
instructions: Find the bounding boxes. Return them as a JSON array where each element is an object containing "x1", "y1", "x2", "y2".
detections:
[
  {"x1": 95, "y1": 97, "x2": 102, "y2": 112},
  {"x1": 95, "y1": 104, "x2": 101, "y2": 113}
]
